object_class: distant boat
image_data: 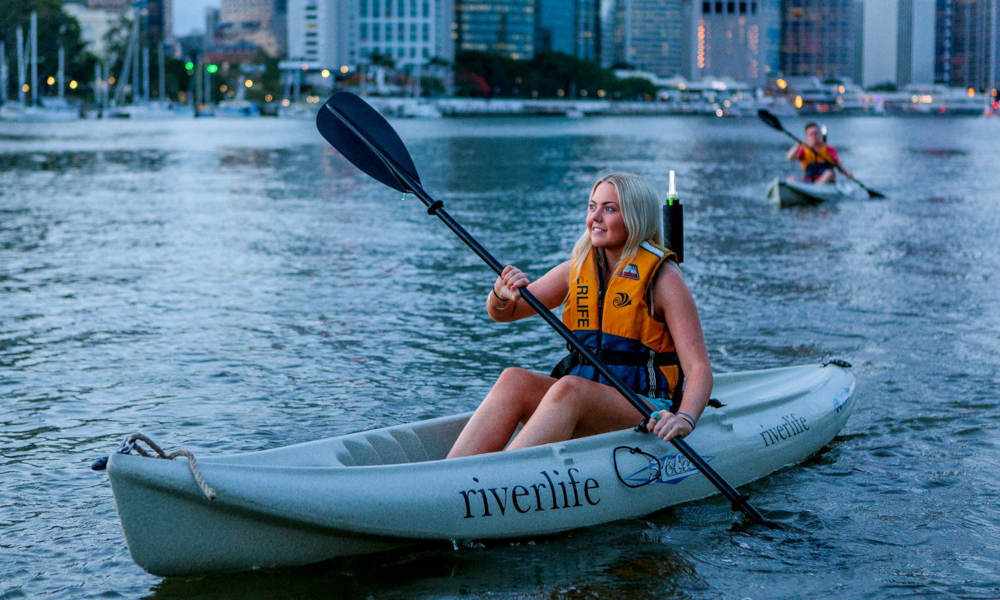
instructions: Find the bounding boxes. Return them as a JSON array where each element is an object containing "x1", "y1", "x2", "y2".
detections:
[
  {"x1": 106, "y1": 102, "x2": 186, "y2": 120},
  {"x1": 0, "y1": 98, "x2": 78, "y2": 122},
  {"x1": 216, "y1": 99, "x2": 260, "y2": 118},
  {"x1": 399, "y1": 99, "x2": 441, "y2": 118}
]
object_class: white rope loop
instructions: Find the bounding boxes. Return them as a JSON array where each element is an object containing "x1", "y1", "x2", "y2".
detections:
[{"x1": 124, "y1": 433, "x2": 217, "y2": 501}]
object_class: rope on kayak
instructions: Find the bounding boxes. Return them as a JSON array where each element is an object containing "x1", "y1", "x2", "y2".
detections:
[
  {"x1": 613, "y1": 446, "x2": 661, "y2": 488},
  {"x1": 120, "y1": 433, "x2": 217, "y2": 501},
  {"x1": 823, "y1": 358, "x2": 853, "y2": 368}
]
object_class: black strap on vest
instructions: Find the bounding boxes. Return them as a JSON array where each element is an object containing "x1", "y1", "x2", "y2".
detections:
[{"x1": 550, "y1": 344, "x2": 684, "y2": 409}]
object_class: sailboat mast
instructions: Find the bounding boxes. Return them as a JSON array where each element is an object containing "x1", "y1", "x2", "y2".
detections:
[
  {"x1": 1, "y1": 41, "x2": 7, "y2": 105},
  {"x1": 142, "y1": 46, "x2": 150, "y2": 103},
  {"x1": 16, "y1": 27, "x2": 24, "y2": 106},
  {"x1": 58, "y1": 46, "x2": 65, "y2": 99},
  {"x1": 158, "y1": 44, "x2": 165, "y2": 101},
  {"x1": 114, "y1": 17, "x2": 135, "y2": 105},
  {"x1": 131, "y1": 16, "x2": 140, "y2": 103},
  {"x1": 30, "y1": 11, "x2": 38, "y2": 106}
]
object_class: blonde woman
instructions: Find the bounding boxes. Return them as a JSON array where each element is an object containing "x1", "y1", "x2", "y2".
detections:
[{"x1": 447, "y1": 173, "x2": 712, "y2": 458}]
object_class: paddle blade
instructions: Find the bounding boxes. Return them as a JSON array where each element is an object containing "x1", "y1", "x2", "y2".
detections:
[
  {"x1": 316, "y1": 91, "x2": 420, "y2": 193},
  {"x1": 757, "y1": 109, "x2": 784, "y2": 132}
]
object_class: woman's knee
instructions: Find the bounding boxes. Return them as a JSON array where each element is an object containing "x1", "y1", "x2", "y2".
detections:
[
  {"x1": 542, "y1": 375, "x2": 590, "y2": 406},
  {"x1": 497, "y1": 366, "x2": 533, "y2": 386}
]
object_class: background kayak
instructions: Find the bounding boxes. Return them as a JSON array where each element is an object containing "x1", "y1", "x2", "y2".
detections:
[{"x1": 767, "y1": 177, "x2": 849, "y2": 206}]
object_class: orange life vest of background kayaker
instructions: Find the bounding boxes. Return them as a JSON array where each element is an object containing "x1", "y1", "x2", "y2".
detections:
[{"x1": 556, "y1": 241, "x2": 684, "y2": 405}]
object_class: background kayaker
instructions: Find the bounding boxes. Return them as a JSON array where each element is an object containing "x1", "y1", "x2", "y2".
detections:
[
  {"x1": 786, "y1": 122, "x2": 853, "y2": 184},
  {"x1": 447, "y1": 172, "x2": 712, "y2": 458}
]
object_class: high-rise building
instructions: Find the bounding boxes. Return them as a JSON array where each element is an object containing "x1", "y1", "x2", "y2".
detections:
[
  {"x1": 215, "y1": 0, "x2": 287, "y2": 58},
  {"x1": 85, "y1": 0, "x2": 172, "y2": 44},
  {"x1": 285, "y1": 0, "x2": 454, "y2": 72},
  {"x1": 609, "y1": 0, "x2": 685, "y2": 77},
  {"x1": 63, "y1": 3, "x2": 123, "y2": 58},
  {"x1": 536, "y1": 0, "x2": 600, "y2": 61},
  {"x1": 599, "y1": 0, "x2": 619, "y2": 67},
  {"x1": 897, "y1": 0, "x2": 935, "y2": 86},
  {"x1": 780, "y1": 0, "x2": 862, "y2": 80},
  {"x1": 455, "y1": 0, "x2": 535, "y2": 59},
  {"x1": 935, "y1": 0, "x2": 998, "y2": 90},
  {"x1": 686, "y1": 0, "x2": 780, "y2": 84},
  {"x1": 860, "y1": 0, "x2": 935, "y2": 88}
]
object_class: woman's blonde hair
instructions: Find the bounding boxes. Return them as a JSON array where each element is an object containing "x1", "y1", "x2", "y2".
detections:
[{"x1": 570, "y1": 172, "x2": 662, "y2": 276}]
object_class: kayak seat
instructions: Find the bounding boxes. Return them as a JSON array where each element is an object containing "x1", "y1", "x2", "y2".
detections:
[
  {"x1": 337, "y1": 431, "x2": 429, "y2": 466},
  {"x1": 364, "y1": 433, "x2": 410, "y2": 464},
  {"x1": 334, "y1": 415, "x2": 469, "y2": 466},
  {"x1": 388, "y1": 429, "x2": 430, "y2": 462},
  {"x1": 338, "y1": 439, "x2": 381, "y2": 466}
]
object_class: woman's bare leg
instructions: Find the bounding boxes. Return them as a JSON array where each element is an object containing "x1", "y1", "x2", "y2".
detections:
[
  {"x1": 504, "y1": 375, "x2": 640, "y2": 451},
  {"x1": 446, "y1": 367, "x2": 555, "y2": 458}
]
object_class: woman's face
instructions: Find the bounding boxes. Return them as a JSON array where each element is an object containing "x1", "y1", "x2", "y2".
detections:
[{"x1": 587, "y1": 182, "x2": 628, "y2": 249}]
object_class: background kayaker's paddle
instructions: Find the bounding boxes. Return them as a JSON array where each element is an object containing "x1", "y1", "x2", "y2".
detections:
[
  {"x1": 757, "y1": 109, "x2": 885, "y2": 199},
  {"x1": 317, "y1": 91, "x2": 780, "y2": 529}
]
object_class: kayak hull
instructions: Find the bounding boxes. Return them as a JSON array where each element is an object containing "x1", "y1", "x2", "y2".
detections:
[
  {"x1": 107, "y1": 363, "x2": 856, "y2": 576},
  {"x1": 767, "y1": 177, "x2": 845, "y2": 206}
]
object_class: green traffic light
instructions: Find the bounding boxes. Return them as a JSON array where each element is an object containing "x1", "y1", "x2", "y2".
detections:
[
  {"x1": 184, "y1": 61, "x2": 194, "y2": 71},
  {"x1": 206, "y1": 64, "x2": 219, "y2": 74}
]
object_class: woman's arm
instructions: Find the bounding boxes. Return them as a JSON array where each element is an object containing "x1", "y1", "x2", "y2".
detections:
[
  {"x1": 648, "y1": 262, "x2": 713, "y2": 441},
  {"x1": 487, "y1": 261, "x2": 570, "y2": 323}
]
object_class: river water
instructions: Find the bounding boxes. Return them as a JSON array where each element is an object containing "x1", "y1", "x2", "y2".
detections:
[{"x1": 1, "y1": 112, "x2": 997, "y2": 599}]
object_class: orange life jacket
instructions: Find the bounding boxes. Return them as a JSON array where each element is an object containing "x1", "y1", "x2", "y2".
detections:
[{"x1": 555, "y1": 241, "x2": 683, "y2": 405}]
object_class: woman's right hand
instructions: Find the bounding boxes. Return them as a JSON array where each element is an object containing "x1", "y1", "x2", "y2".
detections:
[{"x1": 494, "y1": 265, "x2": 530, "y2": 302}]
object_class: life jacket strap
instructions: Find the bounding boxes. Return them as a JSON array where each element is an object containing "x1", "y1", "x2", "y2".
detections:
[{"x1": 557, "y1": 343, "x2": 678, "y2": 368}]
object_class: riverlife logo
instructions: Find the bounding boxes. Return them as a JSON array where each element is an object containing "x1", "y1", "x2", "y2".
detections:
[
  {"x1": 574, "y1": 279, "x2": 590, "y2": 328},
  {"x1": 619, "y1": 264, "x2": 640, "y2": 280},
  {"x1": 458, "y1": 468, "x2": 600, "y2": 519},
  {"x1": 759, "y1": 413, "x2": 810, "y2": 448}
]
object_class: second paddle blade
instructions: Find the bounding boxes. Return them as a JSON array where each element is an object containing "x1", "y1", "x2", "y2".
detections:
[{"x1": 316, "y1": 92, "x2": 421, "y2": 193}]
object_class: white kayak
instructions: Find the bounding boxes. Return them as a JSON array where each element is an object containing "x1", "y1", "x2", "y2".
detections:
[
  {"x1": 107, "y1": 362, "x2": 856, "y2": 576},
  {"x1": 767, "y1": 177, "x2": 848, "y2": 206}
]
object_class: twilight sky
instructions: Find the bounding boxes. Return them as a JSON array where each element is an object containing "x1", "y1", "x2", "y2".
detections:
[{"x1": 173, "y1": 0, "x2": 220, "y2": 37}]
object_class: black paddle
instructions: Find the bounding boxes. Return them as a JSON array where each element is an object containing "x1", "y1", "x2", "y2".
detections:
[
  {"x1": 317, "y1": 91, "x2": 780, "y2": 529},
  {"x1": 757, "y1": 109, "x2": 885, "y2": 199}
]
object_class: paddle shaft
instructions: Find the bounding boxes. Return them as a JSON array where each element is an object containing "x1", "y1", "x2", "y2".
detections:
[{"x1": 324, "y1": 102, "x2": 773, "y2": 526}]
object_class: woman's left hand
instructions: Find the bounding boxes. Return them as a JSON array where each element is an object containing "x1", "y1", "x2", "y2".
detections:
[{"x1": 647, "y1": 411, "x2": 692, "y2": 441}]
